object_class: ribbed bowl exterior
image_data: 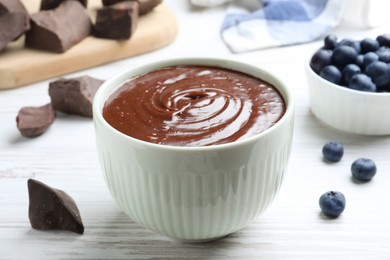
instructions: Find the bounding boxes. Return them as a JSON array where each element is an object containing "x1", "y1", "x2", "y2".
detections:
[
  {"x1": 306, "y1": 62, "x2": 390, "y2": 135},
  {"x1": 95, "y1": 113, "x2": 293, "y2": 241}
]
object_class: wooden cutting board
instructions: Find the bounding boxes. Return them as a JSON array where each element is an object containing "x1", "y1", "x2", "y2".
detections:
[{"x1": 0, "y1": 0, "x2": 178, "y2": 89}]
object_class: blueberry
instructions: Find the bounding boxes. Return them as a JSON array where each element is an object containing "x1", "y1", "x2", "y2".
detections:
[
  {"x1": 363, "y1": 52, "x2": 379, "y2": 68},
  {"x1": 324, "y1": 34, "x2": 338, "y2": 50},
  {"x1": 336, "y1": 39, "x2": 361, "y2": 53},
  {"x1": 376, "y1": 34, "x2": 390, "y2": 47},
  {"x1": 376, "y1": 46, "x2": 390, "y2": 63},
  {"x1": 322, "y1": 142, "x2": 344, "y2": 162},
  {"x1": 355, "y1": 54, "x2": 364, "y2": 68},
  {"x1": 319, "y1": 65, "x2": 342, "y2": 84},
  {"x1": 319, "y1": 191, "x2": 346, "y2": 218},
  {"x1": 378, "y1": 64, "x2": 390, "y2": 92},
  {"x1": 351, "y1": 158, "x2": 377, "y2": 181},
  {"x1": 342, "y1": 64, "x2": 361, "y2": 85},
  {"x1": 364, "y1": 61, "x2": 390, "y2": 87},
  {"x1": 348, "y1": 74, "x2": 377, "y2": 92},
  {"x1": 360, "y1": 38, "x2": 380, "y2": 53},
  {"x1": 332, "y1": 46, "x2": 358, "y2": 68},
  {"x1": 310, "y1": 49, "x2": 332, "y2": 74},
  {"x1": 377, "y1": 82, "x2": 390, "y2": 92}
]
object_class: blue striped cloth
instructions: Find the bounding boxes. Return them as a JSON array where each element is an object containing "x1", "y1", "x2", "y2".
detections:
[{"x1": 221, "y1": 0, "x2": 347, "y2": 53}]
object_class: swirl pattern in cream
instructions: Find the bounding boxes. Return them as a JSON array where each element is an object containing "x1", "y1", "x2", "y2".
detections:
[{"x1": 103, "y1": 65, "x2": 285, "y2": 146}]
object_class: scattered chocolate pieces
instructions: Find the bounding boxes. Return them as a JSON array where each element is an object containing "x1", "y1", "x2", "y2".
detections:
[
  {"x1": 15, "y1": 75, "x2": 103, "y2": 138},
  {"x1": 49, "y1": 76, "x2": 104, "y2": 117},
  {"x1": 94, "y1": 1, "x2": 139, "y2": 39},
  {"x1": 25, "y1": 1, "x2": 91, "y2": 53},
  {"x1": 102, "y1": 0, "x2": 162, "y2": 15},
  {"x1": 28, "y1": 179, "x2": 84, "y2": 234},
  {"x1": 40, "y1": 0, "x2": 88, "y2": 10},
  {"x1": 16, "y1": 103, "x2": 56, "y2": 138},
  {"x1": 1, "y1": 0, "x2": 163, "y2": 55}
]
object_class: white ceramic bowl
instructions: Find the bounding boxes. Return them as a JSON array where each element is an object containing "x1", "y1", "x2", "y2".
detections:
[
  {"x1": 305, "y1": 59, "x2": 390, "y2": 135},
  {"x1": 93, "y1": 57, "x2": 294, "y2": 242}
]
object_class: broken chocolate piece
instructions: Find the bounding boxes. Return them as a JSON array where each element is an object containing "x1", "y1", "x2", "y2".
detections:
[
  {"x1": 0, "y1": 12, "x2": 30, "y2": 52},
  {"x1": 49, "y1": 76, "x2": 104, "y2": 117},
  {"x1": 25, "y1": 1, "x2": 91, "y2": 53},
  {"x1": 137, "y1": 0, "x2": 162, "y2": 15},
  {"x1": 28, "y1": 179, "x2": 84, "y2": 234},
  {"x1": 40, "y1": 0, "x2": 88, "y2": 10},
  {"x1": 16, "y1": 103, "x2": 56, "y2": 138},
  {"x1": 102, "y1": 0, "x2": 125, "y2": 6},
  {"x1": 0, "y1": 0, "x2": 29, "y2": 16},
  {"x1": 94, "y1": 1, "x2": 138, "y2": 39},
  {"x1": 102, "y1": 0, "x2": 162, "y2": 15},
  {"x1": 0, "y1": 0, "x2": 30, "y2": 45}
]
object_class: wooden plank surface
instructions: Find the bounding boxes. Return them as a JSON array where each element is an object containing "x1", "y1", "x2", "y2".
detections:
[{"x1": 0, "y1": 0, "x2": 178, "y2": 89}]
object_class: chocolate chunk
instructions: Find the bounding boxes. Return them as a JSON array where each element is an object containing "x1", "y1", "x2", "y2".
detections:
[
  {"x1": 0, "y1": 12, "x2": 30, "y2": 52},
  {"x1": 0, "y1": 0, "x2": 30, "y2": 47},
  {"x1": 0, "y1": 0, "x2": 29, "y2": 16},
  {"x1": 49, "y1": 76, "x2": 104, "y2": 117},
  {"x1": 40, "y1": 0, "x2": 88, "y2": 10},
  {"x1": 102, "y1": 0, "x2": 162, "y2": 15},
  {"x1": 94, "y1": 1, "x2": 138, "y2": 39},
  {"x1": 16, "y1": 103, "x2": 56, "y2": 138},
  {"x1": 137, "y1": 0, "x2": 162, "y2": 15},
  {"x1": 102, "y1": 0, "x2": 125, "y2": 6},
  {"x1": 28, "y1": 179, "x2": 84, "y2": 234},
  {"x1": 25, "y1": 1, "x2": 92, "y2": 53}
]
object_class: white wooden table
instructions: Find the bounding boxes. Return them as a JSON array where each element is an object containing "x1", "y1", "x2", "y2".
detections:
[{"x1": 2, "y1": 1, "x2": 390, "y2": 259}]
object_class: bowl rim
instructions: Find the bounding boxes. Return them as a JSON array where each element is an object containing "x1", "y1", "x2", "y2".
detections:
[
  {"x1": 93, "y1": 57, "x2": 294, "y2": 151},
  {"x1": 306, "y1": 52, "x2": 390, "y2": 97}
]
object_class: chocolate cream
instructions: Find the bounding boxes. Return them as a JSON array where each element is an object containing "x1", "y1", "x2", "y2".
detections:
[{"x1": 103, "y1": 65, "x2": 286, "y2": 146}]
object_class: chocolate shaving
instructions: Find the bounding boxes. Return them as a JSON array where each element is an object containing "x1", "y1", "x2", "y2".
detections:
[
  {"x1": 28, "y1": 179, "x2": 84, "y2": 234},
  {"x1": 16, "y1": 103, "x2": 56, "y2": 138},
  {"x1": 49, "y1": 76, "x2": 104, "y2": 117},
  {"x1": 40, "y1": 0, "x2": 88, "y2": 10},
  {"x1": 25, "y1": 1, "x2": 91, "y2": 53},
  {"x1": 94, "y1": 1, "x2": 139, "y2": 39}
]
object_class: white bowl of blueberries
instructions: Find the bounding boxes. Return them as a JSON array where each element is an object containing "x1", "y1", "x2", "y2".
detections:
[{"x1": 305, "y1": 34, "x2": 390, "y2": 135}]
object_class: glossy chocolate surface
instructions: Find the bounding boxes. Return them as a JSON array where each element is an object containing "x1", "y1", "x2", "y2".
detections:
[{"x1": 103, "y1": 65, "x2": 285, "y2": 146}]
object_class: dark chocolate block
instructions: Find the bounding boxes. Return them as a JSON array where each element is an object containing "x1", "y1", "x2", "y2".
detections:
[
  {"x1": 40, "y1": 0, "x2": 88, "y2": 10},
  {"x1": 0, "y1": 12, "x2": 30, "y2": 52},
  {"x1": 137, "y1": 0, "x2": 162, "y2": 15},
  {"x1": 25, "y1": 1, "x2": 91, "y2": 53},
  {"x1": 0, "y1": 0, "x2": 29, "y2": 16},
  {"x1": 16, "y1": 103, "x2": 56, "y2": 138},
  {"x1": 0, "y1": 0, "x2": 30, "y2": 45},
  {"x1": 102, "y1": 0, "x2": 125, "y2": 6},
  {"x1": 94, "y1": 1, "x2": 138, "y2": 39},
  {"x1": 28, "y1": 179, "x2": 84, "y2": 234},
  {"x1": 102, "y1": 0, "x2": 162, "y2": 15},
  {"x1": 49, "y1": 76, "x2": 104, "y2": 117}
]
